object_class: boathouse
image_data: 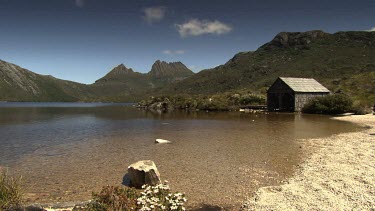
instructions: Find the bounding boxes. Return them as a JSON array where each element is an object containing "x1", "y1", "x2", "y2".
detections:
[{"x1": 267, "y1": 77, "x2": 330, "y2": 112}]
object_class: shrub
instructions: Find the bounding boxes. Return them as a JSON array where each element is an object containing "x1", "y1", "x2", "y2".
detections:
[
  {"x1": 352, "y1": 101, "x2": 372, "y2": 115},
  {"x1": 0, "y1": 170, "x2": 23, "y2": 210},
  {"x1": 197, "y1": 97, "x2": 229, "y2": 111},
  {"x1": 80, "y1": 182, "x2": 187, "y2": 211},
  {"x1": 84, "y1": 185, "x2": 138, "y2": 210},
  {"x1": 302, "y1": 94, "x2": 353, "y2": 115},
  {"x1": 238, "y1": 94, "x2": 266, "y2": 105},
  {"x1": 137, "y1": 183, "x2": 186, "y2": 211}
]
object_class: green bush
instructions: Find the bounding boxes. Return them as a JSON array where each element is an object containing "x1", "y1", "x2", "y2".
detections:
[
  {"x1": 352, "y1": 101, "x2": 372, "y2": 115},
  {"x1": 137, "y1": 92, "x2": 267, "y2": 111},
  {"x1": 196, "y1": 96, "x2": 230, "y2": 111},
  {"x1": 302, "y1": 94, "x2": 353, "y2": 115},
  {"x1": 0, "y1": 170, "x2": 23, "y2": 210},
  {"x1": 238, "y1": 94, "x2": 266, "y2": 105},
  {"x1": 79, "y1": 183, "x2": 187, "y2": 211},
  {"x1": 83, "y1": 186, "x2": 138, "y2": 211}
]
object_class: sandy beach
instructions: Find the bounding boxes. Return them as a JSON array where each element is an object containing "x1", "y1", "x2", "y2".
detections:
[{"x1": 243, "y1": 114, "x2": 375, "y2": 210}]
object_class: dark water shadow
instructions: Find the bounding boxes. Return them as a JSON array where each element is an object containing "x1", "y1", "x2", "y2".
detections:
[
  {"x1": 122, "y1": 173, "x2": 131, "y2": 187},
  {"x1": 191, "y1": 204, "x2": 225, "y2": 211}
]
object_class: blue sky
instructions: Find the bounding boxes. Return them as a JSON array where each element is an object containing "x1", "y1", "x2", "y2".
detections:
[{"x1": 0, "y1": 0, "x2": 374, "y2": 84}]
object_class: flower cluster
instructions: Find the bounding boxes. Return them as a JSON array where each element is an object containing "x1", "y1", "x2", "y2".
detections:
[{"x1": 137, "y1": 182, "x2": 187, "y2": 211}]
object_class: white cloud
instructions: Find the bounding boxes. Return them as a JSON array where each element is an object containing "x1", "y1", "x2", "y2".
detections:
[
  {"x1": 162, "y1": 50, "x2": 185, "y2": 55},
  {"x1": 174, "y1": 50, "x2": 185, "y2": 54},
  {"x1": 143, "y1": 6, "x2": 167, "y2": 24},
  {"x1": 75, "y1": 0, "x2": 85, "y2": 8},
  {"x1": 368, "y1": 27, "x2": 375, "y2": 31},
  {"x1": 176, "y1": 19, "x2": 232, "y2": 37}
]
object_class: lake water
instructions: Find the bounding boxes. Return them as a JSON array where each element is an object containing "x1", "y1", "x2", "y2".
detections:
[{"x1": 0, "y1": 102, "x2": 360, "y2": 208}]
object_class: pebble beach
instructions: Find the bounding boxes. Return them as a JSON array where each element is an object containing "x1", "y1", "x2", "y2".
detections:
[{"x1": 244, "y1": 114, "x2": 375, "y2": 210}]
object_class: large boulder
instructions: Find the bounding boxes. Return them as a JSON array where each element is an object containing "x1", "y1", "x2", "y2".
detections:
[{"x1": 127, "y1": 160, "x2": 161, "y2": 188}]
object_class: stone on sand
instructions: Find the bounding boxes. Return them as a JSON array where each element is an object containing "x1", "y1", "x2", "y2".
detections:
[
  {"x1": 127, "y1": 160, "x2": 161, "y2": 188},
  {"x1": 155, "y1": 138, "x2": 171, "y2": 144}
]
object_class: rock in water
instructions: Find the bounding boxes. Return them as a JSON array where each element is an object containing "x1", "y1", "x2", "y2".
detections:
[
  {"x1": 155, "y1": 138, "x2": 171, "y2": 144},
  {"x1": 127, "y1": 160, "x2": 161, "y2": 188}
]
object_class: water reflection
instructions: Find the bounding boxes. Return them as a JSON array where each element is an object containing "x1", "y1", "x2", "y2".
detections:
[{"x1": 0, "y1": 103, "x2": 361, "y2": 206}]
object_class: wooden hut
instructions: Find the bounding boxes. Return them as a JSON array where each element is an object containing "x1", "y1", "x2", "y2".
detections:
[{"x1": 267, "y1": 77, "x2": 330, "y2": 112}]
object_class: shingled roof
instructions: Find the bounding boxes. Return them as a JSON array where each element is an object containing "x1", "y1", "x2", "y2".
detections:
[{"x1": 279, "y1": 77, "x2": 330, "y2": 93}]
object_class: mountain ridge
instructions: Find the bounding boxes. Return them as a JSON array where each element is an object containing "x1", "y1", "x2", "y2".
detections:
[
  {"x1": 160, "y1": 30, "x2": 375, "y2": 104},
  {"x1": 1, "y1": 30, "x2": 374, "y2": 104}
]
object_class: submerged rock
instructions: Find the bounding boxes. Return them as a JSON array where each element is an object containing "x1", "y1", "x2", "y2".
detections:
[
  {"x1": 127, "y1": 160, "x2": 161, "y2": 188},
  {"x1": 155, "y1": 138, "x2": 172, "y2": 144}
]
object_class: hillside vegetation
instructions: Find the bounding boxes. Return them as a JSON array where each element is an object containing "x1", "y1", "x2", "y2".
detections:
[
  {"x1": 161, "y1": 30, "x2": 375, "y2": 105},
  {"x1": 1, "y1": 30, "x2": 374, "y2": 104},
  {"x1": 0, "y1": 60, "x2": 96, "y2": 102}
]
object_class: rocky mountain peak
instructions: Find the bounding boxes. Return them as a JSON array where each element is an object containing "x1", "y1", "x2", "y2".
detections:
[
  {"x1": 95, "y1": 63, "x2": 138, "y2": 83},
  {"x1": 110, "y1": 64, "x2": 134, "y2": 75},
  {"x1": 260, "y1": 30, "x2": 330, "y2": 50},
  {"x1": 148, "y1": 60, "x2": 193, "y2": 78}
]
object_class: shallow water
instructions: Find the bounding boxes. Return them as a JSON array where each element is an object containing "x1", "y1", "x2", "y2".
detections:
[{"x1": 0, "y1": 102, "x2": 360, "y2": 208}]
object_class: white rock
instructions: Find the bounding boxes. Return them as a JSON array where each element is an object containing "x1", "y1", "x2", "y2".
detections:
[{"x1": 155, "y1": 138, "x2": 171, "y2": 144}]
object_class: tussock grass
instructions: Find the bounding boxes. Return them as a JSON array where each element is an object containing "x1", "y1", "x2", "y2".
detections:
[{"x1": 0, "y1": 169, "x2": 23, "y2": 210}]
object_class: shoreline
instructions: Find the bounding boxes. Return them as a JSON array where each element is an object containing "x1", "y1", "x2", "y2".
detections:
[
  {"x1": 8, "y1": 113, "x2": 370, "y2": 210},
  {"x1": 243, "y1": 114, "x2": 375, "y2": 210}
]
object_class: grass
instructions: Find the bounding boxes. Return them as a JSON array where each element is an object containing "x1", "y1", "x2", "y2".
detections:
[{"x1": 0, "y1": 169, "x2": 23, "y2": 210}]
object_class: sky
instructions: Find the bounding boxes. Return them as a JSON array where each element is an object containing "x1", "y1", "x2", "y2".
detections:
[{"x1": 0, "y1": 0, "x2": 375, "y2": 84}]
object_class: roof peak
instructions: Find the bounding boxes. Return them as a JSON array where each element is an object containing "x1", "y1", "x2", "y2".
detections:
[{"x1": 277, "y1": 77, "x2": 330, "y2": 93}]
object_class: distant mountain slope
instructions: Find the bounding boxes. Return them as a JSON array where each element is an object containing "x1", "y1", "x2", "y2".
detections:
[
  {"x1": 0, "y1": 59, "x2": 193, "y2": 102},
  {"x1": 0, "y1": 60, "x2": 95, "y2": 102},
  {"x1": 164, "y1": 30, "x2": 375, "y2": 103},
  {"x1": 89, "y1": 60, "x2": 193, "y2": 101},
  {"x1": 2, "y1": 30, "x2": 374, "y2": 104},
  {"x1": 148, "y1": 60, "x2": 193, "y2": 79},
  {"x1": 95, "y1": 64, "x2": 147, "y2": 84}
]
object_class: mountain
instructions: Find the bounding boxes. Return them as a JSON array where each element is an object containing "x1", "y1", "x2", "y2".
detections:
[
  {"x1": 0, "y1": 60, "x2": 95, "y2": 102},
  {"x1": 0, "y1": 59, "x2": 193, "y2": 102},
  {"x1": 148, "y1": 60, "x2": 194, "y2": 80},
  {"x1": 163, "y1": 30, "x2": 375, "y2": 104},
  {"x1": 89, "y1": 64, "x2": 151, "y2": 101},
  {"x1": 89, "y1": 61, "x2": 193, "y2": 101},
  {"x1": 95, "y1": 64, "x2": 145, "y2": 83},
  {"x1": 2, "y1": 30, "x2": 375, "y2": 104}
]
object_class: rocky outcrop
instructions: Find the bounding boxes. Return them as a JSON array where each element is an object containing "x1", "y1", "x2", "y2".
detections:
[
  {"x1": 95, "y1": 64, "x2": 142, "y2": 83},
  {"x1": 0, "y1": 60, "x2": 93, "y2": 102},
  {"x1": 127, "y1": 160, "x2": 161, "y2": 188},
  {"x1": 260, "y1": 30, "x2": 330, "y2": 50},
  {"x1": 148, "y1": 60, "x2": 194, "y2": 80},
  {"x1": 0, "y1": 60, "x2": 40, "y2": 95}
]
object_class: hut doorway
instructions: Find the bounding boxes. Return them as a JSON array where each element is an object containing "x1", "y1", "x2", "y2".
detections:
[
  {"x1": 280, "y1": 93, "x2": 294, "y2": 111},
  {"x1": 269, "y1": 93, "x2": 294, "y2": 111}
]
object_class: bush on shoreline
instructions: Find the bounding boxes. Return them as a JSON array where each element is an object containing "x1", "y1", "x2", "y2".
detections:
[
  {"x1": 0, "y1": 170, "x2": 23, "y2": 210},
  {"x1": 77, "y1": 183, "x2": 186, "y2": 211},
  {"x1": 302, "y1": 94, "x2": 353, "y2": 115},
  {"x1": 351, "y1": 100, "x2": 373, "y2": 115},
  {"x1": 138, "y1": 92, "x2": 266, "y2": 111}
]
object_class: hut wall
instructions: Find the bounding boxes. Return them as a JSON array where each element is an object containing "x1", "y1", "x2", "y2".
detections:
[
  {"x1": 294, "y1": 93, "x2": 329, "y2": 112},
  {"x1": 267, "y1": 79, "x2": 295, "y2": 111}
]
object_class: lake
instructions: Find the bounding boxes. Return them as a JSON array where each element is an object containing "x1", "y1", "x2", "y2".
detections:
[{"x1": 0, "y1": 102, "x2": 360, "y2": 208}]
